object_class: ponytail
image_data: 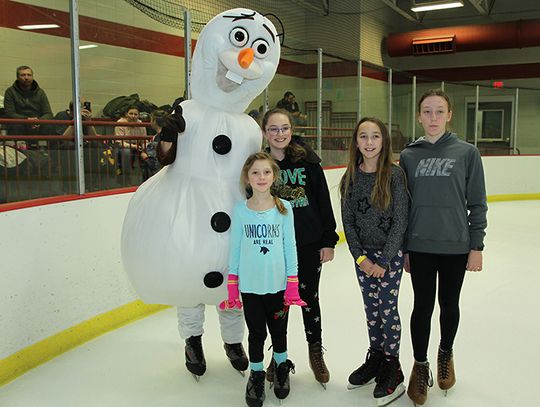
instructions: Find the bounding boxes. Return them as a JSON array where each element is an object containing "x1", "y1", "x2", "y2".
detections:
[{"x1": 273, "y1": 195, "x2": 287, "y2": 215}]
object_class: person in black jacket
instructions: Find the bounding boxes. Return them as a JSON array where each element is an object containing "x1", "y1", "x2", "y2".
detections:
[
  {"x1": 276, "y1": 91, "x2": 307, "y2": 126},
  {"x1": 262, "y1": 108, "x2": 339, "y2": 389},
  {"x1": 4, "y1": 65, "x2": 53, "y2": 147}
]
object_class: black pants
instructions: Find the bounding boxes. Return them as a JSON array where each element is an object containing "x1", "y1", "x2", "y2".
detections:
[
  {"x1": 409, "y1": 251, "x2": 468, "y2": 362},
  {"x1": 7, "y1": 123, "x2": 52, "y2": 149},
  {"x1": 297, "y1": 242, "x2": 323, "y2": 344},
  {"x1": 242, "y1": 291, "x2": 288, "y2": 363}
]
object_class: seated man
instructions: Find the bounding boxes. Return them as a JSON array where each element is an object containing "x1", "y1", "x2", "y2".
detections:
[
  {"x1": 276, "y1": 90, "x2": 307, "y2": 126},
  {"x1": 3, "y1": 65, "x2": 53, "y2": 146}
]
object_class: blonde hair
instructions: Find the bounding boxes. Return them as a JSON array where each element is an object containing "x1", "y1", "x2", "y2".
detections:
[
  {"x1": 339, "y1": 117, "x2": 400, "y2": 210},
  {"x1": 241, "y1": 151, "x2": 287, "y2": 215}
]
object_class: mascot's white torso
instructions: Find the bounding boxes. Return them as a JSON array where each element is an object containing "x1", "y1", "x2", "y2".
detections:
[{"x1": 121, "y1": 9, "x2": 281, "y2": 306}]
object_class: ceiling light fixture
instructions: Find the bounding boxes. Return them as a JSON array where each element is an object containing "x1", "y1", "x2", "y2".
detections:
[
  {"x1": 17, "y1": 24, "x2": 60, "y2": 30},
  {"x1": 411, "y1": 0, "x2": 464, "y2": 12},
  {"x1": 79, "y1": 44, "x2": 98, "y2": 50}
]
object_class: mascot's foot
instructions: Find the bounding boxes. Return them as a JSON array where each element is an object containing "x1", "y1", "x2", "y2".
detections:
[
  {"x1": 224, "y1": 343, "x2": 249, "y2": 376},
  {"x1": 185, "y1": 335, "x2": 206, "y2": 380}
]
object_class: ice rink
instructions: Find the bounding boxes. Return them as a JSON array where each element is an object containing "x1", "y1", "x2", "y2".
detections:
[{"x1": 1, "y1": 200, "x2": 538, "y2": 407}]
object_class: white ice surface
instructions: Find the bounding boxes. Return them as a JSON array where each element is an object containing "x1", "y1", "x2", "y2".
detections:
[{"x1": 1, "y1": 200, "x2": 538, "y2": 407}]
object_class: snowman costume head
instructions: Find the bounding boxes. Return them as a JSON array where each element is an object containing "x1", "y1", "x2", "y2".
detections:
[
  {"x1": 121, "y1": 9, "x2": 281, "y2": 306},
  {"x1": 191, "y1": 9, "x2": 280, "y2": 113}
]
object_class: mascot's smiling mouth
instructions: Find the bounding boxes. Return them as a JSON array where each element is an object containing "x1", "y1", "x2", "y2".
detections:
[{"x1": 216, "y1": 60, "x2": 244, "y2": 93}]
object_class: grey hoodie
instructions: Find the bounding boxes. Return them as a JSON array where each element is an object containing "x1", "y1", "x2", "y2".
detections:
[{"x1": 399, "y1": 132, "x2": 487, "y2": 254}]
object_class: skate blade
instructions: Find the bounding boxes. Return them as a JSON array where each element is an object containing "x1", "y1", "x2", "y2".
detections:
[
  {"x1": 347, "y1": 379, "x2": 374, "y2": 390},
  {"x1": 191, "y1": 374, "x2": 201, "y2": 382},
  {"x1": 319, "y1": 382, "x2": 327, "y2": 390},
  {"x1": 237, "y1": 370, "x2": 246, "y2": 377},
  {"x1": 376, "y1": 383, "x2": 405, "y2": 406}
]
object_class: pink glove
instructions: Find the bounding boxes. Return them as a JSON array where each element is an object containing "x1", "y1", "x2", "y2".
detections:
[
  {"x1": 284, "y1": 276, "x2": 307, "y2": 307},
  {"x1": 219, "y1": 274, "x2": 243, "y2": 310}
]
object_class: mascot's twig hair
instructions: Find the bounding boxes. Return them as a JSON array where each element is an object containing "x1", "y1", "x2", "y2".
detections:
[{"x1": 263, "y1": 13, "x2": 285, "y2": 45}]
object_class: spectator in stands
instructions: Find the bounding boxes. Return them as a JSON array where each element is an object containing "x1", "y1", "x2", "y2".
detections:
[
  {"x1": 114, "y1": 105, "x2": 147, "y2": 176},
  {"x1": 3, "y1": 66, "x2": 53, "y2": 146},
  {"x1": 54, "y1": 100, "x2": 97, "y2": 137},
  {"x1": 276, "y1": 91, "x2": 307, "y2": 126},
  {"x1": 140, "y1": 109, "x2": 167, "y2": 181},
  {"x1": 248, "y1": 108, "x2": 261, "y2": 124}
]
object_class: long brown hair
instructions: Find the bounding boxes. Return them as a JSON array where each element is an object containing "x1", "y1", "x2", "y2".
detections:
[
  {"x1": 241, "y1": 151, "x2": 287, "y2": 215},
  {"x1": 261, "y1": 108, "x2": 306, "y2": 163},
  {"x1": 339, "y1": 117, "x2": 397, "y2": 210}
]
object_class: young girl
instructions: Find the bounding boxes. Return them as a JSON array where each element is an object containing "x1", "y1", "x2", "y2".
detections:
[
  {"x1": 340, "y1": 117, "x2": 409, "y2": 407},
  {"x1": 262, "y1": 108, "x2": 339, "y2": 388},
  {"x1": 220, "y1": 152, "x2": 306, "y2": 407},
  {"x1": 400, "y1": 89, "x2": 487, "y2": 406}
]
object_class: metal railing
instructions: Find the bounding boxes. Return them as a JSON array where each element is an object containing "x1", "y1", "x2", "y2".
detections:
[
  {"x1": 0, "y1": 118, "x2": 153, "y2": 204},
  {"x1": 0, "y1": 119, "x2": 522, "y2": 206}
]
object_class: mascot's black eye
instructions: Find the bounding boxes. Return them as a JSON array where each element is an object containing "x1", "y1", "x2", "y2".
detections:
[
  {"x1": 252, "y1": 39, "x2": 270, "y2": 58},
  {"x1": 229, "y1": 27, "x2": 249, "y2": 47}
]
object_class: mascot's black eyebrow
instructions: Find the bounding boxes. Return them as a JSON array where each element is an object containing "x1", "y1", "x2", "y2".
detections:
[
  {"x1": 223, "y1": 12, "x2": 256, "y2": 22},
  {"x1": 223, "y1": 12, "x2": 276, "y2": 44},
  {"x1": 262, "y1": 24, "x2": 276, "y2": 43}
]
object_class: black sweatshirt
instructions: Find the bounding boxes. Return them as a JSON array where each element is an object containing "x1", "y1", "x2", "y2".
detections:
[{"x1": 273, "y1": 152, "x2": 339, "y2": 249}]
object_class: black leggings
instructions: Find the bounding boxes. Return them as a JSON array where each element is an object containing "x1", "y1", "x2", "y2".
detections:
[
  {"x1": 242, "y1": 291, "x2": 288, "y2": 363},
  {"x1": 409, "y1": 251, "x2": 467, "y2": 362},
  {"x1": 297, "y1": 242, "x2": 323, "y2": 344}
]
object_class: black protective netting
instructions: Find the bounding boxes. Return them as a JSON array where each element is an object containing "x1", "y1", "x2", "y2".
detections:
[{"x1": 123, "y1": 0, "x2": 363, "y2": 62}]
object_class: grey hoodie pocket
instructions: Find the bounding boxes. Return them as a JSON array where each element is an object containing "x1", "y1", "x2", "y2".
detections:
[{"x1": 410, "y1": 206, "x2": 468, "y2": 242}]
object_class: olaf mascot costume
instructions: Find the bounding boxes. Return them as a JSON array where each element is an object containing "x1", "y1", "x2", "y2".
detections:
[{"x1": 121, "y1": 9, "x2": 281, "y2": 380}]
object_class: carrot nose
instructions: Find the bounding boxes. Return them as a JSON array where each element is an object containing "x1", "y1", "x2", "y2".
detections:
[{"x1": 238, "y1": 48, "x2": 254, "y2": 69}]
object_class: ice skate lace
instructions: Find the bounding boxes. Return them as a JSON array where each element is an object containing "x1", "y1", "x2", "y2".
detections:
[
  {"x1": 415, "y1": 364, "x2": 434, "y2": 394},
  {"x1": 249, "y1": 373, "x2": 265, "y2": 398},
  {"x1": 354, "y1": 349, "x2": 381, "y2": 377},
  {"x1": 438, "y1": 349, "x2": 452, "y2": 380},
  {"x1": 227, "y1": 343, "x2": 245, "y2": 359},
  {"x1": 187, "y1": 337, "x2": 204, "y2": 362},
  {"x1": 311, "y1": 343, "x2": 327, "y2": 373},
  {"x1": 378, "y1": 362, "x2": 392, "y2": 387},
  {"x1": 276, "y1": 360, "x2": 295, "y2": 386}
]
